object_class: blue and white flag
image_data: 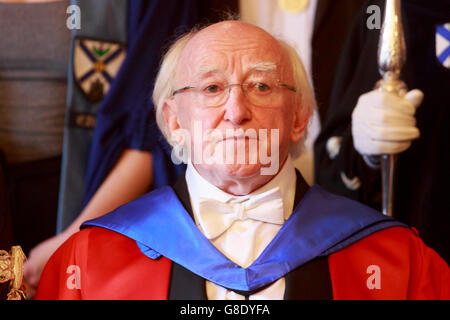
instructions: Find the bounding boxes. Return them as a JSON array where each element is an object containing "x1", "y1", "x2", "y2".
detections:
[{"x1": 436, "y1": 23, "x2": 450, "y2": 68}]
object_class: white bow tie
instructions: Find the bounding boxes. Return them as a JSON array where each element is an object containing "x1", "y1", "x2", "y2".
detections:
[{"x1": 197, "y1": 187, "x2": 285, "y2": 239}]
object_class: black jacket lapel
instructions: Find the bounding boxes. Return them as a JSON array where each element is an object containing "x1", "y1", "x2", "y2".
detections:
[
  {"x1": 285, "y1": 171, "x2": 333, "y2": 299},
  {"x1": 169, "y1": 172, "x2": 206, "y2": 299},
  {"x1": 284, "y1": 256, "x2": 332, "y2": 299}
]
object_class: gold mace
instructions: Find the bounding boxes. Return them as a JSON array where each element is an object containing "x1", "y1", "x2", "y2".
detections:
[
  {"x1": 375, "y1": 0, "x2": 407, "y2": 216},
  {"x1": 0, "y1": 246, "x2": 27, "y2": 300}
]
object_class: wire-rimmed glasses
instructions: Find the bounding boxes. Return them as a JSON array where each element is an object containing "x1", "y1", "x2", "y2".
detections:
[{"x1": 172, "y1": 79, "x2": 296, "y2": 107}]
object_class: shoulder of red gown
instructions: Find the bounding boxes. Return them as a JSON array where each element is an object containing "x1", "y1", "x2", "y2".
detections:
[
  {"x1": 329, "y1": 226, "x2": 450, "y2": 300},
  {"x1": 35, "y1": 227, "x2": 172, "y2": 300}
]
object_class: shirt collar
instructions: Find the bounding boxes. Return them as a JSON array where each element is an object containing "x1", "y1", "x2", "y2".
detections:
[{"x1": 186, "y1": 156, "x2": 297, "y2": 221}]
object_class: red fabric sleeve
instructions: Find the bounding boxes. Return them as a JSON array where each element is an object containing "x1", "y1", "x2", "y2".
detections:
[
  {"x1": 34, "y1": 230, "x2": 88, "y2": 300},
  {"x1": 35, "y1": 227, "x2": 172, "y2": 300},
  {"x1": 329, "y1": 226, "x2": 449, "y2": 300}
]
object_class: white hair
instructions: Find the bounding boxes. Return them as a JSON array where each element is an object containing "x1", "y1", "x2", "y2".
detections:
[{"x1": 152, "y1": 23, "x2": 316, "y2": 160}]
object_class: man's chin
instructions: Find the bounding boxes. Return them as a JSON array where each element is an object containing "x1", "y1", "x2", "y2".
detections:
[{"x1": 207, "y1": 162, "x2": 265, "y2": 179}]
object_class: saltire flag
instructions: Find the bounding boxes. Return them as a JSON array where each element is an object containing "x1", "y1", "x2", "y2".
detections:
[{"x1": 436, "y1": 23, "x2": 450, "y2": 68}]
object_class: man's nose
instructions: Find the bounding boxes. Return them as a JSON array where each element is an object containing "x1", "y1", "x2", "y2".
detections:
[{"x1": 223, "y1": 85, "x2": 251, "y2": 125}]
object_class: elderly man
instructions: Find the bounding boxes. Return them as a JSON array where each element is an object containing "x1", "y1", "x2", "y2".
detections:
[{"x1": 35, "y1": 21, "x2": 448, "y2": 300}]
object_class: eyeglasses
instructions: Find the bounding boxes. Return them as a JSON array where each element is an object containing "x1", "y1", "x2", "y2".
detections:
[{"x1": 172, "y1": 80, "x2": 296, "y2": 107}]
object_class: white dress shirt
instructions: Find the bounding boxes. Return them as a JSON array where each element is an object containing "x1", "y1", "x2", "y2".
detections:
[{"x1": 185, "y1": 156, "x2": 297, "y2": 299}]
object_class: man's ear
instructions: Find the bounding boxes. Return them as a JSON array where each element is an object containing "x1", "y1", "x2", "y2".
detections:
[
  {"x1": 162, "y1": 97, "x2": 180, "y2": 135},
  {"x1": 290, "y1": 101, "x2": 311, "y2": 142}
]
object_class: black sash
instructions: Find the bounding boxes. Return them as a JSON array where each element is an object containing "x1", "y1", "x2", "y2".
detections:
[{"x1": 169, "y1": 170, "x2": 332, "y2": 300}]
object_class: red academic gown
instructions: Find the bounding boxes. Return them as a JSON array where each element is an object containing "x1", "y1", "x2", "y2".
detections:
[{"x1": 35, "y1": 225, "x2": 449, "y2": 300}]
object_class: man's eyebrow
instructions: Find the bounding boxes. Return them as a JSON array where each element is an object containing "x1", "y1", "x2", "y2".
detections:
[
  {"x1": 191, "y1": 62, "x2": 278, "y2": 80},
  {"x1": 248, "y1": 62, "x2": 278, "y2": 72},
  {"x1": 193, "y1": 65, "x2": 223, "y2": 80}
]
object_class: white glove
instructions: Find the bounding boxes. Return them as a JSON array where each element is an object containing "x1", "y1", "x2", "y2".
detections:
[{"x1": 351, "y1": 89, "x2": 424, "y2": 155}]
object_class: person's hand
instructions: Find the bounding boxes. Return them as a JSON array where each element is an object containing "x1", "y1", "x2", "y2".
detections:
[
  {"x1": 23, "y1": 231, "x2": 72, "y2": 290},
  {"x1": 352, "y1": 89, "x2": 424, "y2": 155}
]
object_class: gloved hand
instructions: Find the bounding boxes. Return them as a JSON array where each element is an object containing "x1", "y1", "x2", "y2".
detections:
[{"x1": 351, "y1": 89, "x2": 424, "y2": 155}]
